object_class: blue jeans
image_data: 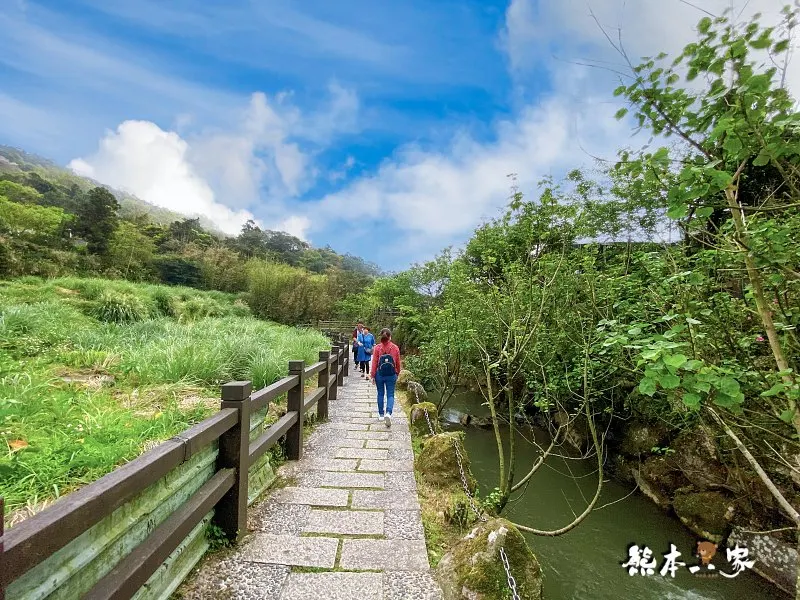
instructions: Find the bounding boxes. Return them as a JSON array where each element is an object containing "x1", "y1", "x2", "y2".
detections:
[{"x1": 376, "y1": 373, "x2": 397, "y2": 416}]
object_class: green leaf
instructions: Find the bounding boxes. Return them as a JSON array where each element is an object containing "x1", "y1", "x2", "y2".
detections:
[
  {"x1": 752, "y1": 152, "x2": 771, "y2": 167},
  {"x1": 761, "y1": 383, "x2": 786, "y2": 397},
  {"x1": 774, "y1": 40, "x2": 790, "y2": 53},
  {"x1": 664, "y1": 353, "x2": 688, "y2": 369},
  {"x1": 615, "y1": 108, "x2": 629, "y2": 120},
  {"x1": 713, "y1": 393, "x2": 737, "y2": 408},
  {"x1": 696, "y1": 206, "x2": 714, "y2": 218},
  {"x1": 613, "y1": 85, "x2": 626, "y2": 97},
  {"x1": 659, "y1": 374, "x2": 681, "y2": 389},
  {"x1": 719, "y1": 377, "x2": 741, "y2": 397},
  {"x1": 667, "y1": 203, "x2": 689, "y2": 219},
  {"x1": 639, "y1": 378, "x2": 657, "y2": 397},
  {"x1": 779, "y1": 409, "x2": 796, "y2": 424},
  {"x1": 684, "y1": 359, "x2": 704, "y2": 371},
  {"x1": 682, "y1": 393, "x2": 701, "y2": 409},
  {"x1": 723, "y1": 136, "x2": 743, "y2": 154},
  {"x1": 698, "y1": 17, "x2": 712, "y2": 34}
]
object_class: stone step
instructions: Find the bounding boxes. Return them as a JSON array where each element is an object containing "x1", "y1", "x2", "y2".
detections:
[
  {"x1": 303, "y1": 508, "x2": 384, "y2": 535},
  {"x1": 240, "y1": 533, "x2": 339, "y2": 568},
  {"x1": 339, "y1": 539, "x2": 430, "y2": 571},
  {"x1": 271, "y1": 487, "x2": 349, "y2": 507},
  {"x1": 279, "y1": 572, "x2": 382, "y2": 600}
]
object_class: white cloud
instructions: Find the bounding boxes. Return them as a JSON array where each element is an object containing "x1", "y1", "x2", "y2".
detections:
[
  {"x1": 289, "y1": 67, "x2": 631, "y2": 263},
  {"x1": 69, "y1": 120, "x2": 256, "y2": 234},
  {"x1": 69, "y1": 86, "x2": 359, "y2": 237},
  {"x1": 503, "y1": 0, "x2": 795, "y2": 93}
]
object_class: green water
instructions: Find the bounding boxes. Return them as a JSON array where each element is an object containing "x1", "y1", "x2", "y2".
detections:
[{"x1": 438, "y1": 390, "x2": 787, "y2": 600}]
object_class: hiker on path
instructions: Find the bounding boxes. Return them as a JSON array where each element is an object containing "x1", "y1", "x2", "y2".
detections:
[
  {"x1": 356, "y1": 326, "x2": 375, "y2": 378},
  {"x1": 370, "y1": 328, "x2": 401, "y2": 427},
  {"x1": 352, "y1": 321, "x2": 363, "y2": 366}
]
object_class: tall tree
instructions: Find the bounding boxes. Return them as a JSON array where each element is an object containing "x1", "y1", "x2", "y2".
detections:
[{"x1": 75, "y1": 187, "x2": 120, "y2": 254}]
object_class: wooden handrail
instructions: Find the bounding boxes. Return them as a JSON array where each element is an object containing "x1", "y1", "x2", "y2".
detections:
[{"x1": 1, "y1": 335, "x2": 351, "y2": 598}]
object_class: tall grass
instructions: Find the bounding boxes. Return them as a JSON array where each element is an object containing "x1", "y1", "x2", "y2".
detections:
[{"x1": 0, "y1": 276, "x2": 330, "y2": 522}]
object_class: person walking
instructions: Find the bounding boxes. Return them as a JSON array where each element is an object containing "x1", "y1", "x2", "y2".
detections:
[
  {"x1": 370, "y1": 328, "x2": 401, "y2": 427},
  {"x1": 356, "y1": 326, "x2": 375, "y2": 378},
  {"x1": 352, "y1": 321, "x2": 363, "y2": 367}
]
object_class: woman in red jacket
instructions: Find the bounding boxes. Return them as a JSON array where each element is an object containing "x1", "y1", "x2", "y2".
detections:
[{"x1": 370, "y1": 328, "x2": 401, "y2": 427}]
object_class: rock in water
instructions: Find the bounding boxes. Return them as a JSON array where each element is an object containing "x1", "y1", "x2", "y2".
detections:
[
  {"x1": 406, "y1": 381, "x2": 428, "y2": 403},
  {"x1": 436, "y1": 518, "x2": 542, "y2": 600},
  {"x1": 397, "y1": 369, "x2": 415, "y2": 390}
]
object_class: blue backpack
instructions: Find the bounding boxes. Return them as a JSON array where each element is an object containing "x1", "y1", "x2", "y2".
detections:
[{"x1": 377, "y1": 352, "x2": 396, "y2": 377}]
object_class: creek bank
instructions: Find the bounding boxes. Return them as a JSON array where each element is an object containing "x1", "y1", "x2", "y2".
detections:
[
  {"x1": 433, "y1": 385, "x2": 797, "y2": 596},
  {"x1": 402, "y1": 371, "x2": 544, "y2": 599},
  {"x1": 608, "y1": 418, "x2": 799, "y2": 596}
]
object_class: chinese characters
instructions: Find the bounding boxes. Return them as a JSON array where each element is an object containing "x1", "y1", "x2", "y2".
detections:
[{"x1": 622, "y1": 542, "x2": 755, "y2": 579}]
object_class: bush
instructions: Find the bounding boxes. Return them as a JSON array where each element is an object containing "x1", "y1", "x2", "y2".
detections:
[
  {"x1": 178, "y1": 297, "x2": 226, "y2": 321},
  {"x1": 92, "y1": 291, "x2": 150, "y2": 323},
  {"x1": 151, "y1": 288, "x2": 177, "y2": 317}
]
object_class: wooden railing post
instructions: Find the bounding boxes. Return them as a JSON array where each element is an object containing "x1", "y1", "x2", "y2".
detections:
[
  {"x1": 1, "y1": 497, "x2": 5, "y2": 600},
  {"x1": 337, "y1": 341, "x2": 345, "y2": 387},
  {"x1": 329, "y1": 345, "x2": 340, "y2": 403},
  {"x1": 343, "y1": 336, "x2": 350, "y2": 377},
  {"x1": 216, "y1": 381, "x2": 252, "y2": 542},
  {"x1": 317, "y1": 351, "x2": 330, "y2": 421},
  {"x1": 286, "y1": 360, "x2": 306, "y2": 460}
]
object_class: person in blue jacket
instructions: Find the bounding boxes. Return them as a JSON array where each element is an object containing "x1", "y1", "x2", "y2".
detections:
[{"x1": 356, "y1": 326, "x2": 375, "y2": 378}]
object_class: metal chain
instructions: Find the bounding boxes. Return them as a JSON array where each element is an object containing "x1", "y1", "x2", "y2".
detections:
[
  {"x1": 499, "y1": 547, "x2": 521, "y2": 600},
  {"x1": 413, "y1": 383, "x2": 516, "y2": 597}
]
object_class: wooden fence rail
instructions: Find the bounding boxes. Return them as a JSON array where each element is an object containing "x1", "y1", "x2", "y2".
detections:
[{"x1": 0, "y1": 335, "x2": 350, "y2": 600}]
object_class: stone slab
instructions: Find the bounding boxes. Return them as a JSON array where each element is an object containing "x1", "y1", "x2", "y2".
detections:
[
  {"x1": 180, "y1": 557, "x2": 289, "y2": 600},
  {"x1": 385, "y1": 572, "x2": 443, "y2": 600},
  {"x1": 347, "y1": 430, "x2": 390, "y2": 440},
  {"x1": 308, "y1": 437, "x2": 365, "y2": 449},
  {"x1": 365, "y1": 440, "x2": 407, "y2": 449},
  {"x1": 271, "y1": 487, "x2": 349, "y2": 507},
  {"x1": 334, "y1": 447, "x2": 389, "y2": 460},
  {"x1": 279, "y1": 572, "x2": 383, "y2": 600},
  {"x1": 385, "y1": 510, "x2": 425, "y2": 540},
  {"x1": 358, "y1": 459, "x2": 414, "y2": 472},
  {"x1": 385, "y1": 471, "x2": 417, "y2": 492},
  {"x1": 339, "y1": 539, "x2": 431, "y2": 571},
  {"x1": 297, "y1": 458, "x2": 359, "y2": 472},
  {"x1": 315, "y1": 471, "x2": 385, "y2": 489},
  {"x1": 240, "y1": 534, "x2": 338, "y2": 568},
  {"x1": 324, "y1": 422, "x2": 370, "y2": 431},
  {"x1": 351, "y1": 490, "x2": 420, "y2": 511},
  {"x1": 303, "y1": 508, "x2": 384, "y2": 535},
  {"x1": 248, "y1": 502, "x2": 310, "y2": 534}
]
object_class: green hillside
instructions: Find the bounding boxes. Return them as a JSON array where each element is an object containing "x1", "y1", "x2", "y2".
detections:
[
  {"x1": 0, "y1": 276, "x2": 330, "y2": 525},
  {"x1": 0, "y1": 145, "x2": 379, "y2": 326}
]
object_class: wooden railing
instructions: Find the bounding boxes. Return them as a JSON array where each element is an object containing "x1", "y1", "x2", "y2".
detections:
[{"x1": 0, "y1": 336, "x2": 350, "y2": 600}]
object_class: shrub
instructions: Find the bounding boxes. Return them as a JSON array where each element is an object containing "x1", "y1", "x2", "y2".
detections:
[
  {"x1": 151, "y1": 288, "x2": 177, "y2": 317},
  {"x1": 178, "y1": 297, "x2": 226, "y2": 321},
  {"x1": 92, "y1": 291, "x2": 149, "y2": 323}
]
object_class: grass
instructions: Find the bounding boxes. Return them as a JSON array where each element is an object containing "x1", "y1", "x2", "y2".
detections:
[{"x1": 0, "y1": 276, "x2": 330, "y2": 526}]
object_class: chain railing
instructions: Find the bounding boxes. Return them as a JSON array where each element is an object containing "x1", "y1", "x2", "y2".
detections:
[{"x1": 410, "y1": 384, "x2": 519, "y2": 598}]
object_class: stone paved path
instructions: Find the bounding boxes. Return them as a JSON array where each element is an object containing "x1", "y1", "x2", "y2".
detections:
[{"x1": 182, "y1": 372, "x2": 443, "y2": 600}]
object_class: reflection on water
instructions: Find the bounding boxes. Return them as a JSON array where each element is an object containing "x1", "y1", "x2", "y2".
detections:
[{"x1": 438, "y1": 390, "x2": 786, "y2": 600}]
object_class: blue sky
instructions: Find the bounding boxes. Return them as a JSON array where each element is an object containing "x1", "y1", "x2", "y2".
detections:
[{"x1": 0, "y1": 0, "x2": 789, "y2": 271}]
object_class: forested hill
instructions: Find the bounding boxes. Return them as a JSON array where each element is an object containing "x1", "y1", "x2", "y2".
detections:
[{"x1": 0, "y1": 145, "x2": 380, "y2": 324}]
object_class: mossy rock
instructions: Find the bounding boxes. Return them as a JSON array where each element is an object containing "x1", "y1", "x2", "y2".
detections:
[
  {"x1": 411, "y1": 402, "x2": 441, "y2": 437},
  {"x1": 436, "y1": 518, "x2": 542, "y2": 600},
  {"x1": 397, "y1": 369, "x2": 416, "y2": 390},
  {"x1": 672, "y1": 490, "x2": 735, "y2": 542},
  {"x1": 407, "y1": 381, "x2": 428, "y2": 403},
  {"x1": 418, "y1": 432, "x2": 477, "y2": 492}
]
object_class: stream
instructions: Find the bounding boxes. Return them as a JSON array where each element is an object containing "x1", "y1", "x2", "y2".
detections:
[{"x1": 435, "y1": 389, "x2": 786, "y2": 600}]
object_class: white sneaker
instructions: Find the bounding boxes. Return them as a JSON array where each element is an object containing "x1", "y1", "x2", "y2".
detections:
[
  {"x1": 377, "y1": 416, "x2": 384, "y2": 422},
  {"x1": 384, "y1": 414, "x2": 392, "y2": 428}
]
